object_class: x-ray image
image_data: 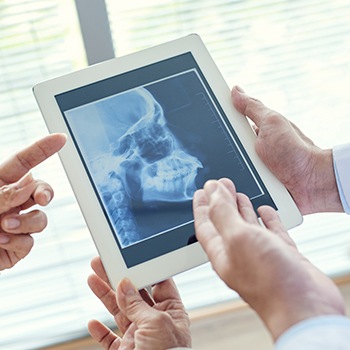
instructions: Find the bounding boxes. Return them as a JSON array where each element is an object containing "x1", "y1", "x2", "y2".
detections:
[
  {"x1": 60, "y1": 58, "x2": 275, "y2": 267},
  {"x1": 65, "y1": 75, "x2": 205, "y2": 248}
]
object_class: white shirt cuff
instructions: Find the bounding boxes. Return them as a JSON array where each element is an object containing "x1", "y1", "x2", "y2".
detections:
[
  {"x1": 275, "y1": 315, "x2": 350, "y2": 350},
  {"x1": 333, "y1": 144, "x2": 350, "y2": 214}
]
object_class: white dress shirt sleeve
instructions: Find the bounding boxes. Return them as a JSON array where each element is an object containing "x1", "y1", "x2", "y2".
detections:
[
  {"x1": 169, "y1": 316, "x2": 350, "y2": 350},
  {"x1": 333, "y1": 144, "x2": 350, "y2": 214},
  {"x1": 274, "y1": 315, "x2": 350, "y2": 350}
]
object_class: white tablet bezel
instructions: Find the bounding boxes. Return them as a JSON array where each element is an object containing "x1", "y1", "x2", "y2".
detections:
[{"x1": 33, "y1": 34, "x2": 302, "y2": 290}]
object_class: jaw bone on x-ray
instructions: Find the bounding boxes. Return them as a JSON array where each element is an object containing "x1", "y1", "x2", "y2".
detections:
[{"x1": 87, "y1": 87, "x2": 203, "y2": 247}]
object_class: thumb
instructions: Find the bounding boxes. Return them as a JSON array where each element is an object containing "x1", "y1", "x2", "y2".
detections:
[
  {"x1": 116, "y1": 278, "x2": 156, "y2": 327},
  {"x1": 0, "y1": 173, "x2": 36, "y2": 214},
  {"x1": 231, "y1": 85, "x2": 248, "y2": 115},
  {"x1": 231, "y1": 85, "x2": 266, "y2": 127}
]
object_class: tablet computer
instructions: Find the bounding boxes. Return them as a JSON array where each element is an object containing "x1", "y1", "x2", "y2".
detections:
[{"x1": 33, "y1": 34, "x2": 302, "y2": 289}]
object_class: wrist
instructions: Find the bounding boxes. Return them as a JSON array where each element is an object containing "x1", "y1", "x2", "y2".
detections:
[
  {"x1": 260, "y1": 274, "x2": 345, "y2": 341},
  {"x1": 305, "y1": 149, "x2": 342, "y2": 214},
  {"x1": 265, "y1": 304, "x2": 344, "y2": 341}
]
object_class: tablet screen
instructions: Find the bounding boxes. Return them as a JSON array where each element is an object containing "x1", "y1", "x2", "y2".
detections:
[{"x1": 55, "y1": 52, "x2": 276, "y2": 267}]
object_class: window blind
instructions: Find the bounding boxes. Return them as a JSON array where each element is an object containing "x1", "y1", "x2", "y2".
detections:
[
  {"x1": 0, "y1": 1, "x2": 349, "y2": 349},
  {"x1": 105, "y1": 0, "x2": 350, "y2": 314},
  {"x1": 0, "y1": 1, "x2": 111, "y2": 349}
]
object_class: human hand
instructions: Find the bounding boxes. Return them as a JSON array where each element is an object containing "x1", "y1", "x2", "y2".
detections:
[
  {"x1": 0, "y1": 133, "x2": 66, "y2": 270},
  {"x1": 88, "y1": 257, "x2": 191, "y2": 350},
  {"x1": 231, "y1": 86, "x2": 342, "y2": 215},
  {"x1": 193, "y1": 178, "x2": 345, "y2": 340}
]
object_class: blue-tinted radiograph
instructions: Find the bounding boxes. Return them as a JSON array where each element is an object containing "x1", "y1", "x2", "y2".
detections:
[{"x1": 66, "y1": 87, "x2": 203, "y2": 247}]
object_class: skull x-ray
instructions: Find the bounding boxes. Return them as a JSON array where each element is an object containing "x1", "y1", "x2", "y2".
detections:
[
  {"x1": 100, "y1": 88, "x2": 203, "y2": 203},
  {"x1": 66, "y1": 86, "x2": 203, "y2": 247},
  {"x1": 60, "y1": 54, "x2": 276, "y2": 267}
]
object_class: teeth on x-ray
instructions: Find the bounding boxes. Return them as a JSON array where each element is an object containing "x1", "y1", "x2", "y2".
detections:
[{"x1": 141, "y1": 149, "x2": 202, "y2": 202}]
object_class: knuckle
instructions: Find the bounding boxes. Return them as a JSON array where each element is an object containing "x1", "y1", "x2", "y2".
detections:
[
  {"x1": 230, "y1": 225, "x2": 251, "y2": 246},
  {"x1": 124, "y1": 296, "x2": 142, "y2": 314},
  {"x1": 149, "y1": 311, "x2": 171, "y2": 326},
  {"x1": 16, "y1": 153, "x2": 33, "y2": 171},
  {"x1": 246, "y1": 96, "x2": 263, "y2": 111},
  {"x1": 0, "y1": 185, "x2": 14, "y2": 202},
  {"x1": 250, "y1": 96, "x2": 262, "y2": 104},
  {"x1": 209, "y1": 199, "x2": 223, "y2": 213},
  {"x1": 18, "y1": 235, "x2": 34, "y2": 255},
  {"x1": 27, "y1": 236, "x2": 35, "y2": 250},
  {"x1": 264, "y1": 109, "x2": 284, "y2": 124},
  {"x1": 3, "y1": 235, "x2": 34, "y2": 265}
]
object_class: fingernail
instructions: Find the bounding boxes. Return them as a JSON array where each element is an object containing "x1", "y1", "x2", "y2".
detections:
[
  {"x1": 235, "y1": 85, "x2": 245, "y2": 93},
  {"x1": 0, "y1": 234, "x2": 10, "y2": 244},
  {"x1": 119, "y1": 278, "x2": 137, "y2": 296},
  {"x1": 3, "y1": 218, "x2": 20, "y2": 229},
  {"x1": 44, "y1": 190, "x2": 52, "y2": 202}
]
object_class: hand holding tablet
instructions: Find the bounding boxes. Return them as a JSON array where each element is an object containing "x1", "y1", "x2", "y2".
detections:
[{"x1": 33, "y1": 34, "x2": 302, "y2": 289}]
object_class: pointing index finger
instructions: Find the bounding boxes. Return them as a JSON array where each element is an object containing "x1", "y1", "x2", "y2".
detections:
[{"x1": 0, "y1": 133, "x2": 66, "y2": 185}]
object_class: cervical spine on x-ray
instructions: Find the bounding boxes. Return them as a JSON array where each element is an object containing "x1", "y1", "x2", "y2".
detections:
[{"x1": 92, "y1": 87, "x2": 203, "y2": 247}]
